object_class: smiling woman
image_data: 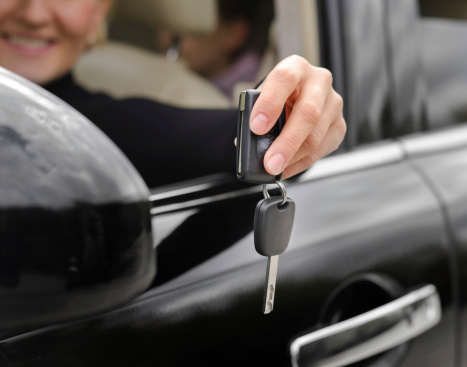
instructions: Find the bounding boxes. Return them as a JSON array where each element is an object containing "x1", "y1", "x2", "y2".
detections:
[
  {"x1": 0, "y1": 0, "x2": 112, "y2": 85},
  {"x1": 0, "y1": 0, "x2": 345, "y2": 187}
]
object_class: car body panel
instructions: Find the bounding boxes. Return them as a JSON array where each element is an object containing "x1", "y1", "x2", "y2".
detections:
[
  {"x1": 1, "y1": 141, "x2": 455, "y2": 366},
  {"x1": 402, "y1": 125, "x2": 467, "y2": 366}
]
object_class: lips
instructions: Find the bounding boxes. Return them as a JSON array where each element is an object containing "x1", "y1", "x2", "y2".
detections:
[{"x1": 2, "y1": 33, "x2": 56, "y2": 54}]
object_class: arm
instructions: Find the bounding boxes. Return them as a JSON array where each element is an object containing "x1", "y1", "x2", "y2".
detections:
[
  {"x1": 90, "y1": 55, "x2": 344, "y2": 188},
  {"x1": 90, "y1": 99, "x2": 238, "y2": 188}
]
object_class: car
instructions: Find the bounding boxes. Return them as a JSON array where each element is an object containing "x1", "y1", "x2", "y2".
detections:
[{"x1": 1, "y1": 0, "x2": 467, "y2": 366}]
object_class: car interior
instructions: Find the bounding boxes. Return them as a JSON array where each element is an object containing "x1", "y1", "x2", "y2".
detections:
[{"x1": 74, "y1": 0, "x2": 280, "y2": 109}]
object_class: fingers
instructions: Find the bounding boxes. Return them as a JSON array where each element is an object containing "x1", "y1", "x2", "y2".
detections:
[
  {"x1": 282, "y1": 114, "x2": 346, "y2": 179},
  {"x1": 285, "y1": 89, "x2": 345, "y2": 168},
  {"x1": 249, "y1": 55, "x2": 310, "y2": 135},
  {"x1": 249, "y1": 55, "x2": 345, "y2": 178},
  {"x1": 263, "y1": 74, "x2": 334, "y2": 174},
  {"x1": 258, "y1": 59, "x2": 339, "y2": 175}
]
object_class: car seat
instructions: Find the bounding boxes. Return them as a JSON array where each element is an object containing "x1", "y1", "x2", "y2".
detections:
[{"x1": 74, "y1": 0, "x2": 232, "y2": 109}]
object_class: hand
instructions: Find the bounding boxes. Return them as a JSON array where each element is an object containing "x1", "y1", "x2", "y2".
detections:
[{"x1": 250, "y1": 55, "x2": 346, "y2": 179}]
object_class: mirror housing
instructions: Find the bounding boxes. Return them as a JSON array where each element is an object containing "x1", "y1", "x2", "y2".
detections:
[{"x1": 0, "y1": 67, "x2": 155, "y2": 338}]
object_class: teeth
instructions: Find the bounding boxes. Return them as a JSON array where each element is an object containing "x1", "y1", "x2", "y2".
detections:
[{"x1": 7, "y1": 35, "x2": 50, "y2": 48}]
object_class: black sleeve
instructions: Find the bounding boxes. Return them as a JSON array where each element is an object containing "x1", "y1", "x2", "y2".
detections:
[{"x1": 88, "y1": 98, "x2": 238, "y2": 188}]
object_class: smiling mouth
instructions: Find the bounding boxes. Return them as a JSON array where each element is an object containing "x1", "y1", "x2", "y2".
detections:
[{"x1": 2, "y1": 33, "x2": 55, "y2": 50}]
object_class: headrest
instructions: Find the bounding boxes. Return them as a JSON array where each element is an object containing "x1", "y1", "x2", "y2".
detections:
[{"x1": 114, "y1": 0, "x2": 218, "y2": 35}]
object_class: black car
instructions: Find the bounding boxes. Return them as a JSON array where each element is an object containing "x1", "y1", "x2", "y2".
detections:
[{"x1": 1, "y1": 0, "x2": 467, "y2": 366}]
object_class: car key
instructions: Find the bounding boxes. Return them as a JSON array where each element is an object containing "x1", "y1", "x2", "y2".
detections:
[
  {"x1": 254, "y1": 181, "x2": 295, "y2": 314},
  {"x1": 236, "y1": 89, "x2": 286, "y2": 184},
  {"x1": 235, "y1": 89, "x2": 293, "y2": 313}
]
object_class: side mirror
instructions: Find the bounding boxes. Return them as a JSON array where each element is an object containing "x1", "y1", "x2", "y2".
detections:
[{"x1": 0, "y1": 67, "x2": 155, "y2": 338}]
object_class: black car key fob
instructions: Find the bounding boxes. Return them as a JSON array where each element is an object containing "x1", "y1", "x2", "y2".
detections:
[{"x1": 236, "y1": 89, "x2": 286, "y2": 184}]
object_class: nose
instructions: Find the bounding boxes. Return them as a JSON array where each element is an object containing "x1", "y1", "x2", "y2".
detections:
[{"x1": 16, "y1": 0, "x2": 53, "y2": 27}]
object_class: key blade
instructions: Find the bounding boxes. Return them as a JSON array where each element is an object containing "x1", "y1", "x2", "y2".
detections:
[{"x1": 263, "y1": 255, "x2": 279, "y2": 314}]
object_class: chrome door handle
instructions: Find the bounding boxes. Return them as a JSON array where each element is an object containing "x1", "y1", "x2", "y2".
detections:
[{"x1": 290, "y1": 284, "x2": 441, "y2": 367}]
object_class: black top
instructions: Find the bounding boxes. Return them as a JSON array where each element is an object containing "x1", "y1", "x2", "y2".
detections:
[{"x1": 43, "y1": 74, "x2": 237, "y2": 188}]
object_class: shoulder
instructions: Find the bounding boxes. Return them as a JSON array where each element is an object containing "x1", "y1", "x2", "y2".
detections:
[{"x1": 43, "y1": 73, "x2": 116, "y2": 118}]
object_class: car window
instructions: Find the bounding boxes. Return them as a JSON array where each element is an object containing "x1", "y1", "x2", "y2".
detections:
[{"x1": 418, "y1": 0, "x2": 467, "y2": 129}]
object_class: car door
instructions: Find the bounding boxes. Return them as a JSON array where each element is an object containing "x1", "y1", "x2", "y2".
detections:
[
  {"x1": 0, "y1": 146, "x2": 454, "y2": 367},
  {"x1": 0, "y1": 1, "x2": 459, "y2": 367},
  {"x1": 402, "y1": 3, "x2": 467, "y2": 366}
]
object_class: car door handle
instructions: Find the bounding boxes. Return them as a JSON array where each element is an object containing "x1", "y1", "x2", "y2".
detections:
[{"x1": 290, "y1": 284, "x2": 441, "y2": 367}]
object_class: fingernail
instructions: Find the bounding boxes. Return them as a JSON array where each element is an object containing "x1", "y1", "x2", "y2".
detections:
[
  {"x1": 266, "y1": 154, "x2": 285, "y2": 175},
  {"x1": 250, "y1": 114, "x2": 269, "y2": 134}
]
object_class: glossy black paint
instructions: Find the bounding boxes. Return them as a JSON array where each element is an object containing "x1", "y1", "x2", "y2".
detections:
[
  {"x1": 0, "y1": 67, "x2": 155, "y2": 338},
  {"x1": 402, "y1": 128, "x2": 467, "y2": 366},
  {"x1": 0, "y1": 0, "x2": 466, "y2": 366},
  {"x1": 0, "y1": 149, "x2": 455, "y2": 366}
]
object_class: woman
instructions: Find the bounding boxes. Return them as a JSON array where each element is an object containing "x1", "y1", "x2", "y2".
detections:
[{"x1": 0, "y1": 0, "x2": 345, "y2": 187}]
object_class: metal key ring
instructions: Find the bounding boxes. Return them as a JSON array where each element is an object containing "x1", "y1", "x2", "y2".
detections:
[{"x1": 263, "y1": 180, "x2": 288, "y2": 206}]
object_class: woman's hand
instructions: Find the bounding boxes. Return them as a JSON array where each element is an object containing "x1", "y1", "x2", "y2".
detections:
[{"x1": 251, "y1": 55, "x2": 346, "y2": 179}]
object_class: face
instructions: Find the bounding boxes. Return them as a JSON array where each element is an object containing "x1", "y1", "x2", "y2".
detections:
[
  {"x1": 179, "y1": 32, "x2": 228, "y2": 78},
  {"x1": 177, "y1": 19, "x2": 249, "y2": 79},
  {"x1": 0, "y1": 0, "x2": 111, "y2": 85}
]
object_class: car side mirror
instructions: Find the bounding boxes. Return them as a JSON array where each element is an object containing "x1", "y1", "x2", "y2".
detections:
[{"x1": 0, "y1": 67, "x2": 155, "y2": 338}]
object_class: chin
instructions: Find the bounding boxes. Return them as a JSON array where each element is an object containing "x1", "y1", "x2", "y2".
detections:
[
  {"x1": 27, "y1": 73, "x2": 58, "y2": 86},
  {"x1": 7, "y1": 65, "x2": 62, "y2": 86}
]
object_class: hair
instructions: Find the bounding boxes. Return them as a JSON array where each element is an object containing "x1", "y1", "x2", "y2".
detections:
[
  {"x1": 217, "y1": 0, "x2": 274, "y2": 57},
  {"x1": 218, "y1": 0, "x2": 260, "y2": 23}
]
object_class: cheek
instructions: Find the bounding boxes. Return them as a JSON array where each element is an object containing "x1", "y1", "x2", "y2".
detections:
[
  {"x1": 56, "y1": 2, "x2": 99, "y2": 43},
  {"x1": 0, "y1": 3, "x2": 15, "y2": 24},
  {"x1": 181, "y1": 38, "x2": 206, "y2": 56},
  {"x1": 181, "y1": 38, "x2": 217, "y2": 66}
]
